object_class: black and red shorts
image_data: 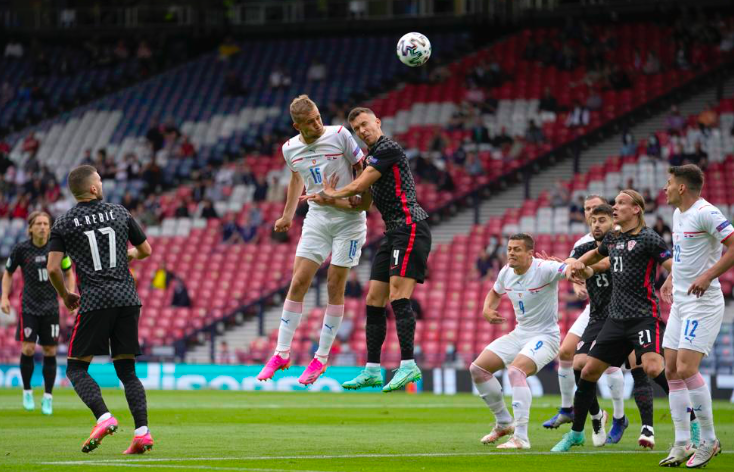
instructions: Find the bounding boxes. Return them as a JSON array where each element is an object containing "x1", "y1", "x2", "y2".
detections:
[
  {"x1": 588, "y1": 316, "x2": 665, "y2": 367},
  {"x1": 370, "y1": 220, "x2": 431, "y2": 284}
]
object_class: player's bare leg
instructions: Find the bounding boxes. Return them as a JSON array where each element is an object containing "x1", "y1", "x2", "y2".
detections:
[
  {"x1": 382, "y1": 276, "x2": 422, "y2": 392},
  {"x1": 67, "y1": 355, "x2": 117, "y2": 453},
  {"x1": 342, "y1": 280, "x2": 388, "y2": 390},
  {"x1": 258, "y1": 257, "x2": 319, "y2": 381},
  {"x1": 300, "y1": 264, "x2": 350, "y2": 385},
  {"x1": 496, "y1": 355, "x2": 535, "y2": 449},
  {"x1": 471, "y1": 349, "x2": 514, "y2": 444},
  {"x1": 20, "y1": 342, "x2": 36, "y2": 411},
  {"x1": 543, "y1": 334, "x2": 578, "y2": 429},
  {"x1": 40, "y1": 344, "x2": 57, "y2": 415}
]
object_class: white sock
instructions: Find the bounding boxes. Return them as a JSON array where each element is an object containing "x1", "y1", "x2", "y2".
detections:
[
  {"x1": 315, "y1": 305, "x2": 344, "y2": 362},
  {"x1": 668, "y1": 379, "x2": 691, "y2": 446},
  {"x1": 591, "y1": 410, "x2": 603, "y2": 421},
  {"x1": 134, "y1": 426, "x2": 149, "y2": 436},
  {"x1": 275, "y1": 299, "x2": 303, "y2": 358},
  {"x1": 97, "y1": 412, "x2": 112, "y2": 423},
  {"x1": 366, "y1": 362, "x2": 381, "y2": 372},
  {"x1": 558, "y1": 360, "x2": 575, "y2": 409},
  {"x1": 23, "y1": 389, "x2": 32, "y2": 395},
  {"x1": 400, "y1": 359, "x2": 416, "y2": 367},
  {"x1": 605, "y1": 367, "x2": 625, "y2": 419},
  {"x1": 509, "y1": 366, "x2": 532, "y2": 440},
  {"x1": 685, "y1": 373, "x2": 716, "y2": 443},
  {"x1": 474, "y1": 375, "x2": 513, "y2": 424},
  {"x1": 43, "y1": 393, "x2": 53, "y2": 400}
]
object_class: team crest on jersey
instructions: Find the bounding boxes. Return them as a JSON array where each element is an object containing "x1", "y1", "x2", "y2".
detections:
[
  {"x1": 627, "y1": 241, "x2": 637, "y2": 251},
  {"x1": 312, "y1": 159, "x2": 317, "y2": 164},
  {"x1": 24, "y1": 328, "x2": 32, "y2": 338},
  {"x1": 368, "y1": 156, "x2": 378, "y2": 164}
]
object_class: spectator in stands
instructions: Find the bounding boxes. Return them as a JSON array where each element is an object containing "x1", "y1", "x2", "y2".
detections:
[
  {"x1": 0, "y1": 194, "x2": 9, "y2": 218},
  {"x1": 720, "y1": 25, "x2": 734, "y2": 52},
  {"x1": 525, "y1": 120, "x2": 545, "y2": 144},
  {"x1": 269, "y1": 67, "x2": 292, "y2": 89},
  {"x1": 114, "y1": 39, "x2": 130, "y2": 61},
  {"x1": 428, "y1": 59, "x2": 451, "y2": 84},
  {"x1": 642, "y1": 51, "x2": 661, "y2": 75},
  {"x1": 645, "y1": 134, "x2": 662, "y2": 159},
  {"x1": 345, "y1": 271, "x2": 363, "y2": 299},
  {"x1": 252, "y1": 175, "x2": 268, "y2": 202},
  {"x1": 632, "y1": 47, "x2": 644, "y2": 74},
  {"x1": 4, "y1": 39, "x2": 23, "y2": 59},
  {"x1": 676, "y1": 46, "x2": 691, "y2": 70},
  {"x1": 152, "y1": 263, "x2": 169, "y2": 290},
  {"x1": 565, "y1": 100, "x2": 590, "y2": 128},
  {"x1": 178, "y1": 135, "x2": 196, "y2": 158},
  {"x1": 556, "y1": 43, "x2": 577, "y2": 71},
  {"x1": 170, "y1": 275, "x2": 192, "y2": 308},
  {"x1": 137, "y1": 40, "x2": 154, "y2": 73},
  {"x1": 684, "y1": 140, "x2": 709, "y2": 168},
  {"x1": 539, "y1": 87, "x2": 558, "y2": 122},
  {"x1": 146, "y1": 119, "x2": 165, "y2": 153},
  {"x1": 653, "y1": 216, "x2": 673, "y2": 246},
  {"x1": 218, "y1": 36, "x2": 241, "y2": 62},
  {"x1": 174, "y1": 198, "x2": 191, "y2": 218},
  {"x1": 550, "y1": 180, "x2": 570, "y2": 207},
  {"x1": 666, "y1": 105, "x2": 686, "y2": 134},
  {"x1": 475, "y1": 249, "x2": 494, "y2": 280},
  {"x1": 698, "y1": 103, "x2": 719, "y2": 130},
  {"x1": 11, "y1": 194, "x2": 30, "y2": 219},
  {"x1": 199, "y1": 199, "x2": 219, "y2": 219},
  {"x1": 570, "y1": 196, "x2": 585, "y2": 224},
  {"x1": 606, "y1": 64, "x2": 632, "y2": 91},
  {"x1": 585, "y1": 88, "x2": 603, "y2": 111},
  {"x1": 465, "y1": 152, "x2": 484, "y2": 177},
  {"x1": 470, "y1": 117, "x2": 490, "y2": 145},
  {"x1": 121, "y1": 191, "x2": 139, "y2": 211},
  {"x1": 643, "y1": 189, "x2": 657, "y2": 213},
  {"x1": 21, "y1": 132, "x2": 40, "y2": 159},
  {"x1": 222, "y1": 213, "x2": 247, "y2": 244},
  {"x1": 307, "y1": 59, "x2": 327, "y2": 82},
  {"x1": 217, "y1": 342, "x2": 233, "y2": 364}
]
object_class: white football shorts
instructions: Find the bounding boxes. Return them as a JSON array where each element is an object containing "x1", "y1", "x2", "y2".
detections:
[
  {"x1": 486, "y1": 328, "x2": 561, "y2": 372},
  {"x1": 295, "y1": 207, "x2": 366, "y2": 268},
  {"x1": 662, "y1": 290, "x2": 725, "y2": 356}
]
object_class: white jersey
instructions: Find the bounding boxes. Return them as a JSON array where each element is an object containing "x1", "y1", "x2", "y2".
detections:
[
  {"x1": 282, "y1": 125, "x2": 364, "y2": 215},
  {"x1": 672, "y1": 198, "x2": 734, "y2": 298},
  {"x1": 570, "y1": 232, "x2": 595, "y2": 256},
  {"x1": 493, "y1": 258, "x2": 567, "y2": 335}
]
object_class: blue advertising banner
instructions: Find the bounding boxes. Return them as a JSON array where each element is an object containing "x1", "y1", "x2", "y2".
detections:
[{"x1": 0, "y1": 363, "x2": 383, "y2": 392}]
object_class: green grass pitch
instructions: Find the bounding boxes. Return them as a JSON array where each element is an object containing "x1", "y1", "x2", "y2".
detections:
[{"x1": 0, "y1": 389, "x2": 732, "y2": 471}]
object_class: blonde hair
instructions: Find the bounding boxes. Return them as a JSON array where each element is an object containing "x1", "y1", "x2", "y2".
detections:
[
  {"x1": 289, "y1": 95, "x2": 317, "y2": 123},
  {"x1": 619, "y1": 189, "x2": 646, "y2": 231},
  {"x1": 27, "y1": 211, "x2": 51, "y2": 237}
]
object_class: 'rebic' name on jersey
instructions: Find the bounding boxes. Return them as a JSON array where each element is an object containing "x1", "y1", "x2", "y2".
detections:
[{"x1": 72, "y1": 210, "x2": 117, "y2": 227}]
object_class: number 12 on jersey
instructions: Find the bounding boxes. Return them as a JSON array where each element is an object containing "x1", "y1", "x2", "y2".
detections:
[{"x1": 84, "y1": 227, "x2": 117, "y2": 271}]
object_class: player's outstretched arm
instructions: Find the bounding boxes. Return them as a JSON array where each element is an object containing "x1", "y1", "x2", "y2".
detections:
[
  {"x1": 589, "y1": 257, "x2": 611, "y2": 275},
  {"x1": 320, "y1": 166, "x2": 381, "y2": 199},
  {"x1": 482, "y1": 289, "x2": 505, "y2": 325},
  {"x1": 688, "y1": 237, "x2": 734, "y2": 297},
  {"x1": 0, "y1": 270, "x2": 12, "y2": 314},
  {"x1": 47, "y1": 251, "x2": 80, "y2": 311},
  {"x1": 275, "y1": 171, "x2": 305, "y2": 232}
]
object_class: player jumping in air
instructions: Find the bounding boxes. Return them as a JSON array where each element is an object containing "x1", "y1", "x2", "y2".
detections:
[
  {"x1": 2, "y1": 211, "x2": 75, "y2": 415},
  {"x1": 471, "y1": 233, "x2": 570, "y2": 450},
  {"x1": 47, "y1": 165, "x2": 154, "y2": 454},
  {"x1": 309, "y1": 107, "x2": 432, "y2": 393},
  {"x1": 256, "y1": 95, "x2": 370, "y2": 386},
  {"x1": 553, "y1": 190, "x2": 674, "y2": 452},
  {"x1": 658, "y1": 165, "x2": 733, "y2": 468},
  {"x1": 543, "y1": 196, "x2": 628, "y2": 444}
]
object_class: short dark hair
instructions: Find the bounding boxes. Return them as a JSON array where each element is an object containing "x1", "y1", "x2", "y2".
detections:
[
  {"x1": 590, "y1": 203, "x2": 613, "y2": 218},
  {"x1": 68, "y1": 165, "x2": 97, "y2": 197},
  {"x1": 347, "y1": 107, "x2": 376, "y2": 123},
  {"x1": 669, "y1": 164, "x2": 704, "y2": 193},
  {"x1": 508, "y1": 233, "x2": 535, "y2": 250}
]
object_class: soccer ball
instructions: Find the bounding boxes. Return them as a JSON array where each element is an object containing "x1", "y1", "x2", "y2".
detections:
[{"x1": 396, "y1": 32, "x2": 431, "y2": 67}]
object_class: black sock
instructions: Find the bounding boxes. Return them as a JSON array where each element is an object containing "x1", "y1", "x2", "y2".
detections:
[
  {"x1": 114, "y1": 359, "x2": 148, "y2": 429},
  {"x1": 652, "y1": 371, "x2": 669, "y2": 395},
  {"x1": 632, "y1": 367, "x2": 654, "y2": 427},
  {"x1": 574, "y1": 369, "x2": 599, "y2": 416},
  {"x1": 391, "y1": 298, "x2": 416, "y2": 361},
  {"x1": 42, "y1": 356, "x2": 56, "y2": 394},
  {"x1": 572, "y1": 378, "x2": 598, "y2": 433},
  {"x1": 20, "y1": 354, "x2": 34, "y2": 390},
  {"x1": 66, "y1": 359, "x2": 109, "y2": 419},
  {"x1": 365, "y1": 305, "x2": 387, "y2": 364}
]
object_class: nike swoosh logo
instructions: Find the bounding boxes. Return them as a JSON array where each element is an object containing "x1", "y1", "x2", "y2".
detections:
[
  {"x1": 390, "y1": 266, "x2": 398, "y2": 270},
  {"x1": 642, "y1": 343, "x2": 651, "y2": 348}
]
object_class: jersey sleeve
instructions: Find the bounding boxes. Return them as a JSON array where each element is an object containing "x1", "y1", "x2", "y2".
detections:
[
  {"x1": 4, "y1": 244, "x2": 21, "y2": 273},
  {"x1": 366, "y1": 143, "x2": 401, "y2": 175},
  {"x1": 492, "y1": 267, "x2": 507, "y2": 294},
  {"x1": 282, "y1": 142, "x2": 296, "y2": 172},
  {"x1": 648, "y1": 231, "x2": 672, "y2": 264},
  {"x1": 571, "y1": 241, "x2": 591, "y2": 260},
  {"x1": 598, "y1": 233, "x2": 612, "y2": 257},
  {"x1": 48, "y1": 217, "x2": 66, "y2": 253},
  {"x1": 128, "y1": 213, "x2": 147, "y2": 246},
  {"x1": 700, "y1": 206, "x2": 734, "y2": 244},
  {"x1": 341, "y1": 130, "x2": 364, "y2": 165},
  {"x1": 539, "y1": 260, "x2": 567, "y2": 282}
]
